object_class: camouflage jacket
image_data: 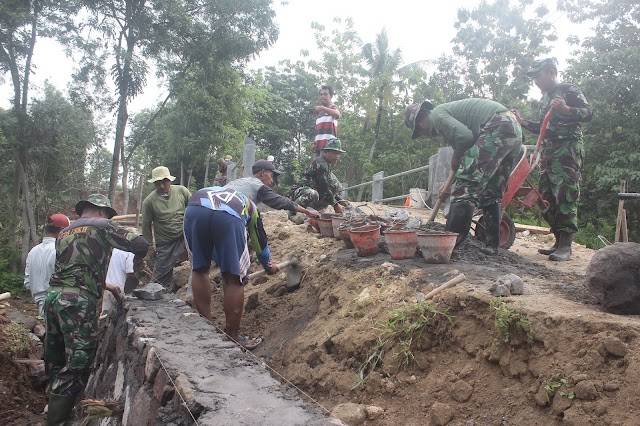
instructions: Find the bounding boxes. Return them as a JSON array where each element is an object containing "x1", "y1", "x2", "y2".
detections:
[
  {"x1": 522, "y1": 83, "x2": 592, "y2": 141},
  {"x1": 293, "y1": 154, "x2": 343, "y2": 205},
  {"x1": 50, "y1": 217, "x2": 149, "y2": 298}
]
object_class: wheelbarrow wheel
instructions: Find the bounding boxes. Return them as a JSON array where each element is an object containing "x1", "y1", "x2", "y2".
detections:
[{"x1": 474, "y1": 211, "x2": 516, "y2": 250}]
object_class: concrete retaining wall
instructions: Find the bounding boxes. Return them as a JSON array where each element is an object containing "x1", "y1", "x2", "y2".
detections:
[{"x1": 85, "y1": 296, "x2": 336, "y2": 425}]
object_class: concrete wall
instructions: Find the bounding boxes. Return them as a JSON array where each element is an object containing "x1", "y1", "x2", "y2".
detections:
[{"x1": 85, "y1": 297, "x2": 336, "y2": 425}]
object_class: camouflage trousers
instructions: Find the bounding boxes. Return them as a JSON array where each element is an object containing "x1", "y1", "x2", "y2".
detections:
[
  {"x1": 44, "y1": 289, "x2": 99, "y2": 396},
  {"x1": 452, "y1": 111, "x2": 523, "y2": 208},
  {"x1": 539, "y1": 138, "x2": 584, "y2": 233},
  {"x1": 291, "y1": 175, "x2": 342, "y2": 211}
]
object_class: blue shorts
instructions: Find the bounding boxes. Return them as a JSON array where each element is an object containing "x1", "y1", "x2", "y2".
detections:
[{"x1": 183, "y1": 206, "x2": 250, "y2": 280}]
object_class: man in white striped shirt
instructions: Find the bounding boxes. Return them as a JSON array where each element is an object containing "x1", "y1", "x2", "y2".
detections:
[{"x1": 311, "y1": 85, "x2": 341, "y2": 155}]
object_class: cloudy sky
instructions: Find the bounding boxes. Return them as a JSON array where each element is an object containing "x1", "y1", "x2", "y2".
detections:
[{"x1": 1, "y1": 0, "x2": 583, "y2": 112}]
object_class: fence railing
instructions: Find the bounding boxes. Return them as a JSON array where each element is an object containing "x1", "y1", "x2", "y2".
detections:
[{"x1": 341, "y1": 147, "x2": 453, "y2": 207}]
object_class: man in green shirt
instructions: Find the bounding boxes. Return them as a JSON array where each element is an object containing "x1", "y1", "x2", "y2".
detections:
[
  {"x1": 142, "y1": 166, "x2": 191, "y2": 287},
  {"x1": 405, "y1": 98, "x2": 523, "y2": 254}
]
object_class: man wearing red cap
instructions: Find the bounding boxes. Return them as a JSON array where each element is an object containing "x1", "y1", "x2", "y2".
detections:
[{"x1": 24, "y1": 213, "x2": 70, "y2": 318}]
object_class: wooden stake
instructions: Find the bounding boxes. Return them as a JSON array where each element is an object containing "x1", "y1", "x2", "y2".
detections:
[
  {"x1": 424, "y1": 273, "x2": 466, "y2": 300},
  {"x1": 615, "y1": 180, "x2": 626, "y2": 242}
]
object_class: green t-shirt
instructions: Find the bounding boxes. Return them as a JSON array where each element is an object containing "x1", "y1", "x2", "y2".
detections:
[
  {"x1": 429, "y1": 98, "x2": 508, "y2": 157},
  {"x1": 141, "y1": 185, "x2": 191, "y2": 245}
]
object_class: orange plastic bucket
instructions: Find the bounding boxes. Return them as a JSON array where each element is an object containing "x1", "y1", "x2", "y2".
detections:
[
  {"x1": 308, "y1": 217, "x2": 320, "y2": 232},
  {"x1": 339, "y1": 226, "x2": 355, "y2": 248},
  {"x1": 350, "y1": 225, "x2": 381, "y2": 257},
  {"x1": 317, "y1": 218, "x2": 334, "y2": 237},
  {"x1": 384, "y1": 229, "x2": 418, "y2": 260},
  {"x1": 332, "y1": 216, "x2": 347, "y2": 240},
  {"x1": 417, "y1": 231, "x2": 458, "y2": 264}
]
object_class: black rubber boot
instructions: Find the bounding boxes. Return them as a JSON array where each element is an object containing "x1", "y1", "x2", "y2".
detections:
[
  {"x1": 549, "y1": 232, "x2": 573, "y2": 261},
  {"x1": 538, "y1": 230, "x2": 559, "y2": 255},
  {"x1": 47, "y1": 393, "x2": 75, "y2": 425},
  {"x1": 480, "y1": 203, "x2": 501, "y2": 255},
  {"x1": 445, "y1": 202, "x2": 476, "y2": 249}
]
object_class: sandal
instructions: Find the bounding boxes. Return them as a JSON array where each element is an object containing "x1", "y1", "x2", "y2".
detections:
[{"x1": 236, "y1": 335, "x2": 263, "y2": 350}]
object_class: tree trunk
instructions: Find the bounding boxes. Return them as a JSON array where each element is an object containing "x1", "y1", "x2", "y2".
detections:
[
  {"x1": 121, "y1": 143, "x2": 130, "y2": 214},
  {"x1": 136, "y1": 173, "x2": 144, "y2": 229},
  {"x1": 203, "y1": 145, "x2": 211, "y2": 186}
]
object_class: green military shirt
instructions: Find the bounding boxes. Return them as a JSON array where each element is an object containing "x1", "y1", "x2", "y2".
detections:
[
  {"x1": 50, "y1": 217, "x2": 149, "y2": 298},
  {"x1": 522, "y1": 83, "x2": 592, "y2": 141},
  {"x1": 428, "y1": 98, "x2": 509, "y2": 158},
  {"x1": 141, "y1": 185, "x2": 191, "y2": 245},
  {"x1": 294, "y1": 154, "x2": 343, "y2": 207}
]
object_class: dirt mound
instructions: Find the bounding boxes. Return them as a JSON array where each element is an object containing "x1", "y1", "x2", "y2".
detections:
[
  {"x1": 0, "y1": 298, "x2": 47, "y2": 425},
  {"x1": 174, "y1": 206, "x2": 640, "y2": 425}
]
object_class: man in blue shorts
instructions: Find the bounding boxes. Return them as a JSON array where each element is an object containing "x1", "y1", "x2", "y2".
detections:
[{"x1": 184, "y1": 187, "x2": 279, "y2": 349}]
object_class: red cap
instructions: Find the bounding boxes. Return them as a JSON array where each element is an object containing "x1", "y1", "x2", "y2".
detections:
[{"x1": 47, "y1": 213, "x2": 70, "y2": 228}]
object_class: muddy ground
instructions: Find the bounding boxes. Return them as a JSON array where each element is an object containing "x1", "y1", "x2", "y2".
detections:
[{"x1": 175, "y1": 205, "x2": 639, "y2": 426}]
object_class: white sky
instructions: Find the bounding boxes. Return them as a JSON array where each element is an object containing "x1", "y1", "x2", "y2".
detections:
[{"x1": 1, "y1": 0, "x2": 583, "y2": 113}]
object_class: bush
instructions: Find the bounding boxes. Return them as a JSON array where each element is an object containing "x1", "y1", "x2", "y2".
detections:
[{"x1": 0, "y1": 239, "x2": 26, "y2": 295}]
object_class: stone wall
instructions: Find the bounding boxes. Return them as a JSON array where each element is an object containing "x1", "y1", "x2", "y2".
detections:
[{"x1": 85, "y1": 296, "x2": 335, "y2": 425}]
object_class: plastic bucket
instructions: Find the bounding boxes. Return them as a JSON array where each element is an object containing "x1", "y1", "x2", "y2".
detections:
[
  {"x1": 409, "y1": 188, "x2": 428, "y2": 208},
  {"x1": 339, "y1": 226, "x2": 355, "y2": 248},
  {"x1": 317, "y1": 218, "x2": 334, "y2": 237},
  {"x1": 417, "y1": 231, "x2": 458, "y2": 263},
  {"x1": 384, "y1": 230, "x2": 418, "y2": 260},
  {"x1": 332, "y1": 216, "x2": 347, "y2": 240},
  {"x1": 308, "y1": 217, "x2": 320, "y2": 232},
  {"x1": 350, "y1": 225, "x2": 381, "y2": 257}
]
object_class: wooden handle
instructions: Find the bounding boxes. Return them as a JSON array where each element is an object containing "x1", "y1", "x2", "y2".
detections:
[
  {"x1": 247, "y1": 259, "x2": 297, "y2": 280},
  {"x1": 0, "y1": 292, "x2": 11, "y2": 302},
  {"x1": 424, "y1": 274, "x2": 466, "y2": 300},
  {"x1": 428, "y1": 169, "x2": 457, "y2": 222}
]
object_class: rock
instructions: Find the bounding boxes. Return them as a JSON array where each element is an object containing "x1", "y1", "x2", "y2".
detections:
[
  {"x1": 534, "y1": 385, "x2": 550, "y2": 407},
  {"x1": 495, "y1": 273, "x2": 524, "y2": 295},
  {"x1": 430, "y1": 402, "x2": 454, "y2": 426},
  {"x1": 33, "y1": 324, "x2": 46, "y2": 339},
  {"x1": 330, "y1": 403, "x2": 366, "y2": 426},
  {"x1": 449, "y1": 380, "x2": 473, "y2": 402},
  {"x1": 574, "y1": 380, "x2": 598, "y2": 400},
  {"x1": 585, "y1": 242, "x2": 640, "y2": 314},
  {"x1": 355, "y1": 288, "x2": 371, "y2": 305},
  {"x1": 600, "y1": 336, "x2": 628, "y2": 357},
  {"x1": 273, "y1": 286, "x2": 288, "y2": 297},
  {"x1": 490, "y1": 283, "x2": 511, "y2": 297},
  {"x1": 7, "y1": 311, "x2": 37, "y2": 331},
  {"x1": 551, "y1": 392, "x2": 573, "y2": 415},
  {"x1": 133, "y1": 282, "x2": 166, "y2": 301},
  {"x1": 245, "y1": 293, "x2": 259, "y2": 312},
  {"x1": 364, "y1": 405, "x2": 384, "y2": 420},
  {"x1": 169, "y1": 299, "x2": 186, "y2": 307}
]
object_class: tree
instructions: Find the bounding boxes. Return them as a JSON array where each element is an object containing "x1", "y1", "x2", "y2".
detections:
[
  {"x1": 76, "y1": 0, "x2": 279, "y2": 200},
  {"x1": 452, "y1": 0, "x2": 557, "y2": 104}
]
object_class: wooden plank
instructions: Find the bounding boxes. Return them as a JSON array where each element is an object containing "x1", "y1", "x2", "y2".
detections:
[
  {"x1": 514, "y1": 223, "x2": 551, "y2": 234},
  {"x1": 622, "y1": 209, "x2": 629, "y2": 242},
  {"x1": 615, "y1": 180, "x2": 626, "y2": 242},
  {"x1": 111, "y1": 214, "x2": 138, "y2": 221}
]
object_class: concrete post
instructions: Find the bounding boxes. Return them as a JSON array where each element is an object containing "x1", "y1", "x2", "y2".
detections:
[
  {"x1": 428, "y1": 146, "x2": 454, "y2": 212},
  {"x1": 341, "y1": 182, "x2": 349, "y2": 200},
  {"x1": 372, "y1": 171, "x2": 384, "y2": 204},
  {"x1": 242, "y1": 137, "x2": 256, "y2": 178}
]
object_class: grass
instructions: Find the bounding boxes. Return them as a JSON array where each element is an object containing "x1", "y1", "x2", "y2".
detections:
[
  {"x1": 491, "y1": 299, "x2": 534, "y2": 344},
  {"x1": 354, "y1": 300, "x2": 453, "y2": 388},
  {"x1": 1, "y1": 322, "x2": 31, "y2": 357}
]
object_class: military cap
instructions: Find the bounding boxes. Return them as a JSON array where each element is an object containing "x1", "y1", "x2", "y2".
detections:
[
  {"x1": 404, "y1": 100, "x2": 433, "y2": 139},
  {"x1": 527, "y1": 57, "x2": 558, "y2": 76},
  {"x1": 321, "y1": 138, "x2": 346, "y2": 153},
  {"x1": 75, "y1": 194, "x2": 117, "y2": 218}
]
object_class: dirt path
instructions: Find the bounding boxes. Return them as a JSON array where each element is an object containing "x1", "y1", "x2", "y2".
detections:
[{"x1": 172, "y1": 205, "x2": 640, "y2": 426}]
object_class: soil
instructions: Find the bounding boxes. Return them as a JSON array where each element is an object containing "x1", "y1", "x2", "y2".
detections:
[
  {"x1": 0, "y1": 297, "x2": 47, "y2": 426},
  {"x1": 173, "y1": 204, "x2": 640, "y2": 426}
]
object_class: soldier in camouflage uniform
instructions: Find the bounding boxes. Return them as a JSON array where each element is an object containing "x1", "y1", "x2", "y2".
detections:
[
  {"x1": 406, "y1": 98, "x2": 523, "y2": 254},
  {"x1": 44, "y1": 194, "x2": 149, "y2": 425},
  {"x1": 291, "y1": 138, "x2": 350, "y2": 214},
  {"x1": 514, "y1": 58, "x2": 592, "y2": 261}
]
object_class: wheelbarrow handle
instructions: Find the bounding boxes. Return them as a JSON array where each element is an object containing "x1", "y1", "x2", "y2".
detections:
[
  {"x1": 531, "y1": 110, "x2": 553, "y2": 167},
  {"x1": 428, "y1": 169, "x2": 457, "y2": 222},
  {"x1": 247, "y1": 259, "x2": 297, "y2": 280}
]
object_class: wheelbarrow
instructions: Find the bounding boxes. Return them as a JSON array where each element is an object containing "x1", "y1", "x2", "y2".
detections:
[{"x1": 474, "y1": 111, "x2": 553, "y2": 249}]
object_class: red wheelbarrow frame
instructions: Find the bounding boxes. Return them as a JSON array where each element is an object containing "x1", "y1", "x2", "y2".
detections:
[{"x1": 475, "y1": 111, "x2": 552, "y2": 249}]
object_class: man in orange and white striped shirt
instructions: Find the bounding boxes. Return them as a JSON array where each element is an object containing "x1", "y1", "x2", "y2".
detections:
[{"x1": 311, "y1": 85, "x2": 341, "y2": 155}]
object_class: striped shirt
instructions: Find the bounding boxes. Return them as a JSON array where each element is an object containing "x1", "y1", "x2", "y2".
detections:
[{"x1": 314, "y1": 104, "x2": 339, "y2": 150}]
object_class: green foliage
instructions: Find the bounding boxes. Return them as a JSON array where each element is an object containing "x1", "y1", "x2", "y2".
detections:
[
  {"x1": 0, "y1": 322, "x2": 31, "y2": 357},
  {"x1": 355, "y1": 301, "x2": 453, "y2": 387},
  {"x1": 543, "y1": 375, "x2": 575, "y2": 401},
  {"x1": 491, "y1": 299, "x2": 534, "y2": 344}
]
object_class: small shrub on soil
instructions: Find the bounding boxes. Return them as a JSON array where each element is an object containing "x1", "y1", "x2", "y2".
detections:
[
  {"x1": 0, "y1": 322, "x2": 31, "y2": 357},
  {"x1": 491, "y1": 299, "x2": 534, "y2": 344},
  {"x1": 355, "y1": 301, "x2": 453, "y2": 387},
  {"x1": 543, "y1": 375, "x2": 575, "y2": 401}
]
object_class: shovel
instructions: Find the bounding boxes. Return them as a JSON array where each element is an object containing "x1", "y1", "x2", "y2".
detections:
[
  {"x1": 427, "y1": 169, "x2": 456, "y2": 222},
  {"x1": 247, "y1": 258, "x2": 302, "y2": 290}
]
